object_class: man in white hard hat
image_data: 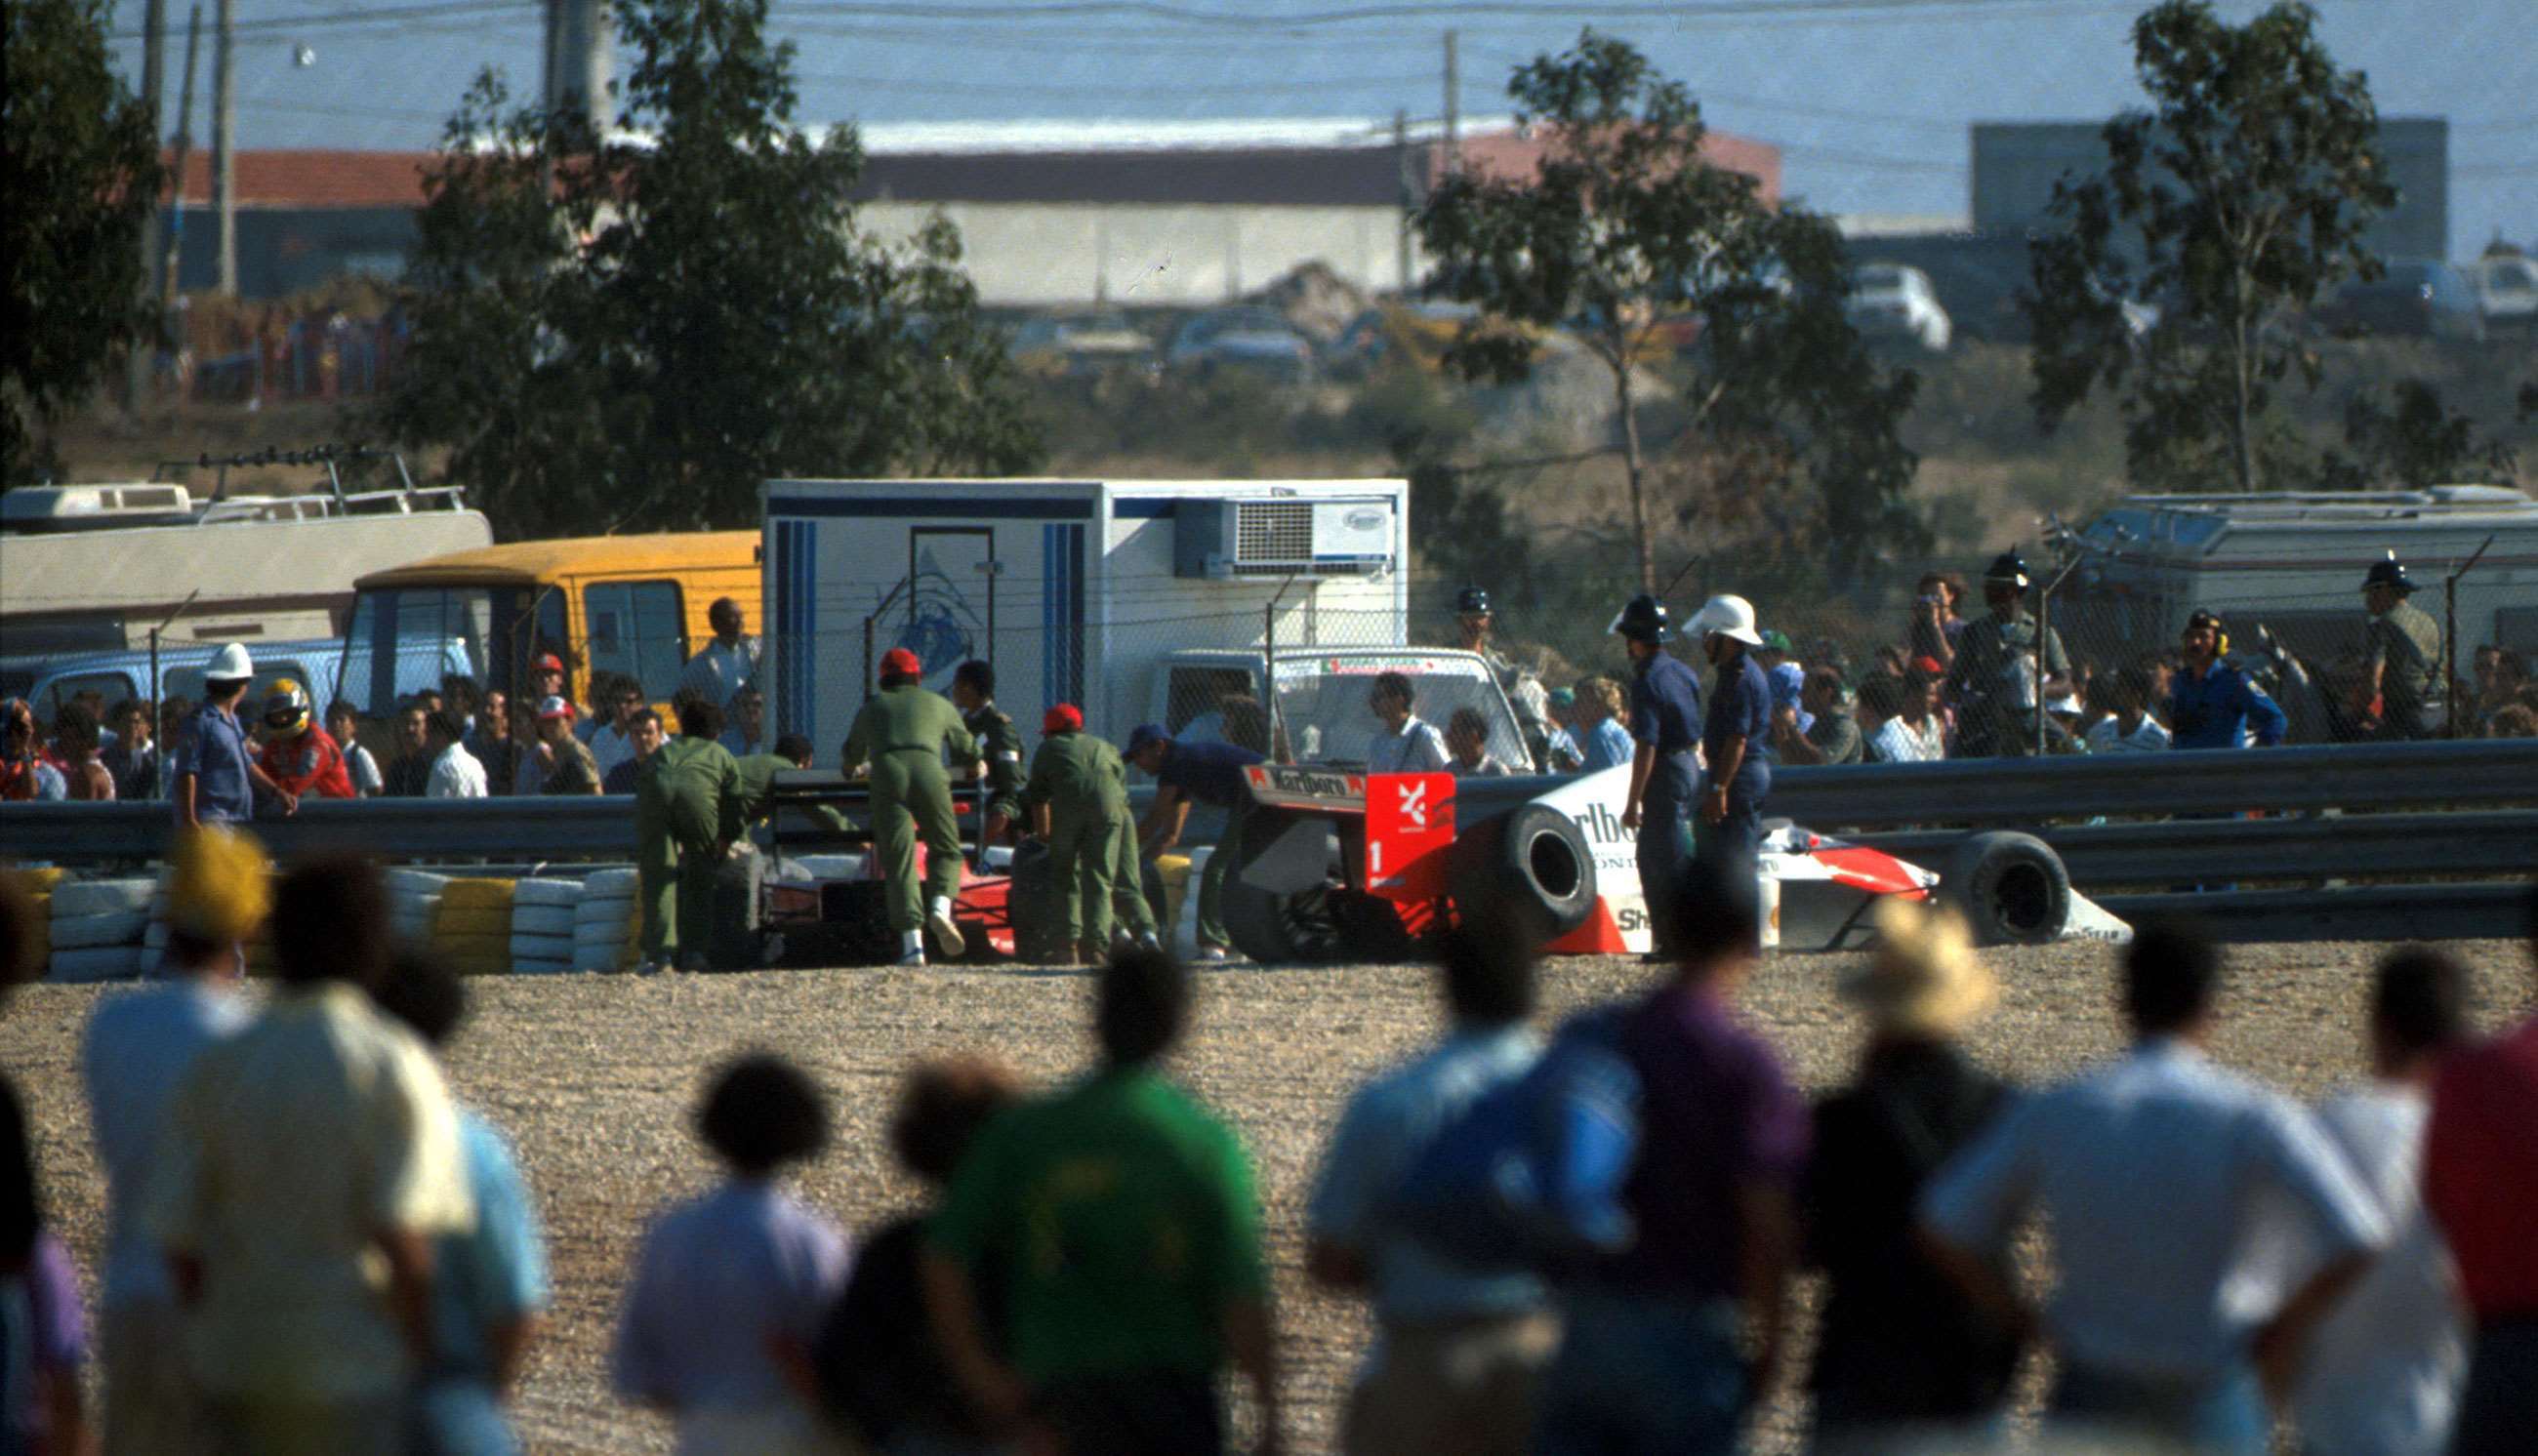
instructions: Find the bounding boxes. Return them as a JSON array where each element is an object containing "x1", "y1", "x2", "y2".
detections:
[
  {"x1": 171, "y1": 643, "x2": 296, "y2": 830},
  {"x1": 1687, "y1": 595, "x2": 1772, "y2": 885}
]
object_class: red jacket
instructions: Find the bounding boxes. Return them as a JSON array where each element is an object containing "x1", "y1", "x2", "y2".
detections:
[{"x1": 259, "y1": 725, "x2": 354, "y2": 799}]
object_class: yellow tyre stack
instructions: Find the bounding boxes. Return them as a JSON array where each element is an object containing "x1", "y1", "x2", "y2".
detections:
[{"x1": 430, "y1": 877, "x2": 517, "y2": 976}]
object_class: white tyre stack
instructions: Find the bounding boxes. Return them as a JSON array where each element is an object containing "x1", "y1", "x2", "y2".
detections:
[
  {"x1": 573, "y1": 867, "x2": 639, "y2": 972},
  {"x1": 48, "y1": 877, "x2": 155, "y2": 983},
  {"x1": 387, "y1": 869, "x2": 450, "y2": 949},
  {"x1": 508, "y1": 878, "x2": 581, "y2": 974}
]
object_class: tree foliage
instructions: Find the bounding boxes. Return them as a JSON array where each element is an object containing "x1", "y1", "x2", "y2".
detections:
[
  {"x1": 2320, "y1": 379, "x2": 2518, "y2": 490},
  {"x1": 383, "y1": 0, "x2": 1039, "y2": 537},
  {"x1": 2026, "y1": 0, "x2": 2394, "y2": 493},
  {"x1": 2, "y1": 0, "x2": 164, "y2": 485},
  {"x1": 1414, "y1": 30, "x2": 1918, "y2": 590}
]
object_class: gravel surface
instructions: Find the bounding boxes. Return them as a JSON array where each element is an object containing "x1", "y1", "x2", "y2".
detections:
[{"x1": 5, "y1": 938, "x2": 2530, "y2": 1454}]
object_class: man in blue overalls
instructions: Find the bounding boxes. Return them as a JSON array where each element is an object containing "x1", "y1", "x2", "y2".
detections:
[
  {"x1": 1688, "y1": 594, "x2": 1773, "y2": 884},
  {"x1": 1613, "y1": 593, "x2": 1701, "y2": 960}
]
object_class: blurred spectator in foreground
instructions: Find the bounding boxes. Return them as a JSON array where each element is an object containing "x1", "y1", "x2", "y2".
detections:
[
  {"x1": 2422, "y1": 883, "x2": 2538, "y2": 1456},
  {"x1": 1572, "y1": 676, "x2": 1634, "y2": 774},
  {"x1": 2085, "y1": 667, "x2": 2172, "y2": 754},
  {"x1": 81, "y1": 827, "x2": 262, "y2": 1456},
  {"x1": 1804, "y1": 898, "x2": 2019, "y2": 1453},
  {"x1": 813, "y1": 1055, "x2": 1024, "y2": 1454},
  {"x1": 102, "y1": 698, "x2": 160, "y2": 801},
  {"x1": 10, "y1": 866, "x2": 97, "y2": 1456},
  {"x1": 423, "y1": 710, "x2": 490, "y2": 799},
  {"x1": 2484, "y1": 705, "x2": 2537, "y2": 739},
  {"x1": 601, "y1": 709, "x2": 664, "y2": 795},
  {"x1": 925, "y1": 948, "x2": 1282, "y2": 1456},
  {"x1": 1308, "y1": 926, "x2": 1550, "y2": 1456},
  {"x1": 615, "y1": 1054, "x2": 847, "y2": 1452},
  {"x1": 56, "y1": 702, "x2": 116, "y2": 800},
  {"x1": 463, "y1": 689, "x2": 512, "y2": 791},
  {"x1": 1532, "y1": 858, "x2": 1804, "y2": 1456},
  {"x1": 375, "y1": 950, "x2": 551, "y2": 1456},
  {"x1": 383, "y1": 701, "x2": 434, "y2": 798},
  {"x1": 1867, "y1": 668, "x2": 1946, "y2": 764},
  {"x1": 2169, "y1": 611, "x2": 2285, "y2": 751},
  {"x1": 326, "y1": 701, "x2": 385, "y2": 798},
  {"x1": 2279, "y1": 948, "x2": 2469, "y2": 1456},
  {"x1": 1771, "y1": 667, "x2": 1862, "y2": 766},
  {"x1": 1921, "y1": 921, "x2": 2384, "y2": 1455},
  {"x1": 1543, "y1": 687, "x2": 1584, "y2": 772},
  {"x1": 1908, "y1": 570, "x2": 1968, "y2": 672},
  {"x1": 146, "y1": 857, "x2": 473, "y2": 1456},
  {"x1": 1445, "y1": 706, "x2": 1517, "y2": 777}
]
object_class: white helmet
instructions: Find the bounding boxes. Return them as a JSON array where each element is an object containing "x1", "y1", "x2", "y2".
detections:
[
  {"x1": 204, "y1": 642, "x2": 255, "y2": 683},
  {"x1": 1687, "y1": 594, "x2": 1764, "y2": 647}
]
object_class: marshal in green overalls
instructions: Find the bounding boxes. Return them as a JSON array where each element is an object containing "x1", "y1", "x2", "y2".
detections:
[
  {"x1": 840, "y1": 684, "x2": 978, "y2": 945},
  {"x1": 1021, "y1": 725, "x2": 1133, "y2": 956},
  {"x1": 635, "y1": 734, "x2": 744, "y2": 967}
]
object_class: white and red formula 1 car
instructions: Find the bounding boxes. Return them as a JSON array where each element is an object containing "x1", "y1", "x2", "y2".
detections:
[{"x1": 1213, "y1": 762, "x2": 2129, "y2": 963}]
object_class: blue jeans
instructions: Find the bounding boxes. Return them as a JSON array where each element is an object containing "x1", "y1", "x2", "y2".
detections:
[
  {"x1": 408, "y1": 1378, "x2": 521, "y2": 1456},
  {"x1": 1533, "y1": 1289, "x2": 1745, "y2": 1456},
  {"x1": 2046, "y1": 1362, "x2": 2266, "y2": 1456},
  {"x1": 1636, "y1": 753, "x2": 1698, "y2": 951},
  {"x1": 2452, "y1": 1316, "x2": 2538, "y2": 1455}
]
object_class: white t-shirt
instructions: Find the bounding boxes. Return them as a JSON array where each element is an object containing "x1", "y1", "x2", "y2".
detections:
[
  {"x1": 426, "y1": 742, "x2": 489, "y2": 798},
  {"x1": 2290, "y1": 1085, "x2": 2465, "y2": 1456},
  {"x1": 1870, "y1": 714, "x2": 1946, "y2": 763},
  {"x1": 1367, "y1": 716, "x2": 1449, "y2": 775},
  {"x1": 2086, "y1": 714, "x2": 2173, "y2": 754}
]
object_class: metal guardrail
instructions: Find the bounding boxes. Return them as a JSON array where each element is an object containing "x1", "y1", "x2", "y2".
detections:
[
  {"x1": 0, "y1": 796, "x2": 639, "y2": 863},
  {"x1": 1847, "y1": 811, "x2": 2538, "y2": 889},
  {"x1": 2096, "y1": 883, "x2": 2535, "y2": 944}
]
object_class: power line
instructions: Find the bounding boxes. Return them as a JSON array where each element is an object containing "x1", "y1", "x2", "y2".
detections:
[
  {"x1": 774, "y1": 0, "x2": 2142, "y2": 24},
  {"x1": 796, "y1": 69, "x2": 1440, "y2": 99},
  {"x1": 108, "y1": 0, "x2": 534, "y2": 43}
]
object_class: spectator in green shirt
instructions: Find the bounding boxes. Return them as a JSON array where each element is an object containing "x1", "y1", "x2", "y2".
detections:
[{"x1": 923, "y1": 949, "x2": 1283, "y2": 1456}]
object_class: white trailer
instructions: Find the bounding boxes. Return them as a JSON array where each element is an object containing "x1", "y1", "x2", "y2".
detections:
[
  {"x1": 760, "y1": 478, "x2": 1410, "y2": 756},
  {"x1": 2059, "y1": 484, "x2": 2538, "y2": 667}
]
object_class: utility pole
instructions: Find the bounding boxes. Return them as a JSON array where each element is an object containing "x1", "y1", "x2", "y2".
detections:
[
  {"x1": 1442, "y1": 29, "x2": 1459, "y2": 176},
  {"x1": 127, "y1": 0, "x2": 168, "y2": 408},
  {"x1": 549, "y1": 0, "x2": 612, "y2": 132},
  {"x1": 163, "y1": 4, "x2": 202, "y2": 311},
  {"x1": 1394, "y1": 108, "x2": 1413, "y2": 295},
  {"x1": 212, "y1": 0, "x2": 235, "y2": 296}
]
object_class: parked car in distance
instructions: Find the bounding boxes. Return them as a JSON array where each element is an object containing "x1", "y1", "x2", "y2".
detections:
[
  {"x1": 1006, "y1": 311, "x2": 1155, "y2": 376},
  {"x1": 1165, "y1": 306, "x2": 1319, "y2": 384},
  {"x1": 1846, "y1": 263, "x2": 1952, "y2": 353},
  {"x1": 2319, "y1": 260, "x2": 2487, "y2": 343},
  {"x1": 2469, "y1": 254, "x2": 2537, "y2": 335}
]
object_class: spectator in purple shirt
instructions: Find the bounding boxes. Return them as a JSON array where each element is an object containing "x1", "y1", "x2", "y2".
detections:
[
  {"x1": 1533, "y1": 856, "x2": 1808, "y2": 1456},
  {"x1": 614, "y1": 1053, "x2": 850, "y2": 1453},
  {"x1": 4, "y1": 875, "x2": 94, "y2": 1456}
]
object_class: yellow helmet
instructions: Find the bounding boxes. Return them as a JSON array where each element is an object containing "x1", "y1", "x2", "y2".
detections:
[{"x1": 262, "y1": 679, "x2": 312, "y2": 737}]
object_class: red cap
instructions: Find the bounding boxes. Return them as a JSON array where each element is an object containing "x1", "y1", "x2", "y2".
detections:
[
  {"x1": 1043, "y1": 704, "x2": 1084, "y2": 735},
  {"x1": 880, "y1": 647, "x2": 922, "y2": 678},
  {"x1": 534, "y1": 653, "x2": 565, "y2": 673},
  {"x1": 1913, "y1": 655, "x2": 1944, "y2": 675}
]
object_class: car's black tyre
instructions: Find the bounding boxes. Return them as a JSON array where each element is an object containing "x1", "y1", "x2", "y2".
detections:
[
  {"x1": 1941, "y1": 830, "x2": 2071, "y2": 946},
  {"x1": 1497, "y1": 803, "x2": 1599, "y2": 937},
  {"x1": 1221, "y1": 810, "x2": 1352, "y2": 965}
]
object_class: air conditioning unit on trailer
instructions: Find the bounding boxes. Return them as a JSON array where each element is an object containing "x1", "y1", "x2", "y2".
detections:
[{"x1": 1173, "y1": 496, "x2": 1398, "y2": 579}]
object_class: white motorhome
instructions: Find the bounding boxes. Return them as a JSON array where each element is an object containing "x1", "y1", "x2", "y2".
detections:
[
  {"x1": 2057, "y1": 485, "x2": 2538, "y2": 667},
  {"x1": 760, "y1": 478, "x2": 1410, "y2": 755},
  {"x1": 0, "y1": 474, "x2": 491, "y2": 657}
]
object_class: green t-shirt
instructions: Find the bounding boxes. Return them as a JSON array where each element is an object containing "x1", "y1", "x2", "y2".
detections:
[{"x1": 928, "y1": 1068, "x2": 1267, "y2": 1385}]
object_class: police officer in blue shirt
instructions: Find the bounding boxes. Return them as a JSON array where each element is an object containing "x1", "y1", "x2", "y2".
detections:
[
  {"x1": 1688, "y1": 594, "x2": 1773, "y2": 879},
  {"x1": 2167, "y1": 609, "x2": 2287, "y2": 750},
  {"x1": 1613, "y1": 594, "x2": 1702, "y2": 957}
]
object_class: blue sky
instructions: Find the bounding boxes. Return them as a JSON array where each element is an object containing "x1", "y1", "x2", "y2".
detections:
[{"x1": 108, "y1": 0, "x2": 2533, "y2": 257}]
